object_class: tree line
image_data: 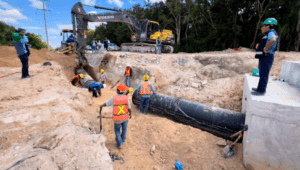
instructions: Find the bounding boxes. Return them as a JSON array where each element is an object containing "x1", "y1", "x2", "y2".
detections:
[{"x1": 91, "y1": 0, "x2": 300, "y2": 53}]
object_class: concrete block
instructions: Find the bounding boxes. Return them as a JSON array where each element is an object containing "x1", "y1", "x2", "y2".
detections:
[
  {"x1": 281, "y1": 61, "x2": 300, "y2": 88},
  {"x1": 242, "y1": 74, "x2": 300, "y2": 170}
]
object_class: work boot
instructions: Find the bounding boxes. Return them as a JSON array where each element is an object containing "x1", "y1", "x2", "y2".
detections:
[
  {"x1": 22, "y1": 75, "x2": 34, "y2": 79},
  {"x1": 252, "y1": 87, "x2": 258, "y2": 92},
  {"x1": 251, "y1": 91, "x2": 265, "y2": 96},
  {"x1": 144, "y1": 112, "x2": 147, "y2": 115}
]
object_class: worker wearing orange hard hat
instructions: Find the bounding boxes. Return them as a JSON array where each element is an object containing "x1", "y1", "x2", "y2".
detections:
[{"x1": 99, "y1": 83, "x2": 132, "y2": 149}]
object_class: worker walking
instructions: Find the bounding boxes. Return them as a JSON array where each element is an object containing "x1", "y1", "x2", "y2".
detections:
[
  {"x1": 90, "y1": 82, "x2": 105, "y2": 98},
  {"x1": 136, "y1": 75, "x2": 156, "y2": 114},
  {"x1": 124, "y1": 63, "x2": 133, "y2": 87},
  {"x1": 12, "y1": 28, "x2": 32, "y2": 79},
  {"x1": 70, "y1": 74, "x2": 84, "y2": 86},
  {"x1": 99, "y1": 69, "x2": 108, "y2": 84},
  {"x1": 155, "y1": 35, "x2": 162, "y2": 55},
  {"x1": 99, "y1": 84, "x2": 132, "y2": 149},
  {"x1": 252, "y1": 18, "x2": 278, "y2": 96}
]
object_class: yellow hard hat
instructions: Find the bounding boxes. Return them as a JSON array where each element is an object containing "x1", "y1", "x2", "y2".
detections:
[
  {"x1": 101, "y1": 69, "x2": 104, "y2": 73},
  {"x1": 79, "y1": 74, "x2": 84, "y2": 78},
  {"x1": 143, "y1": 75, "x2": 149, "y2": 81},
  {"x1": 129, "y1": 88, "x2": 133, "y2": 94}
]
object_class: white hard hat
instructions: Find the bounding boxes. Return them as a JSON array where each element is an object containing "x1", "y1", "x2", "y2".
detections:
[
  {"x1": 103, "y1": 84, "x2": 107, "y2": 88},
  {"x1": 126, "y1": 63, "x2": 130, "y2": 67}
]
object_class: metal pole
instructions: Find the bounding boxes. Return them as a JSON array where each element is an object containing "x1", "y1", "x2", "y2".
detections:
[{"x1": 43, "y1": 0, "x2": 50, "y2": 51}]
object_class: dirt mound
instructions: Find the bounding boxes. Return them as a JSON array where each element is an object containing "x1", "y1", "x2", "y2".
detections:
[
  {"x1": 0, "y1": 63, "x2": 113, "y2": 169},
  {"x1": 0, "y1": 46, "x2": 77, "y2": 80}
]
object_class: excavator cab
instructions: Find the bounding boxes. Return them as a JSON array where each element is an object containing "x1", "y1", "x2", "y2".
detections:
[
  {"x1": 140, "y1": 20, "x2": 175, "y2": 44},
  {"x1": 60, "y1": 29, "x2": 77, "y2": 54}
]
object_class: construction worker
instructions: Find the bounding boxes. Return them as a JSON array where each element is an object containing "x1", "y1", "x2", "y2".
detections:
[
  {"x1": 99, "y1": 83, "x2": 132, "y2": 149},
  {"x1": 156, "y1": 35, "x2": 162, "y2": 55},
  {"x1": 124, "y1": 63, "x2": 133, "y2": 87},
  {"x1": 12, "y1": 28, "x2": 32, "y2": 79},
  {"x1": 99, "y1": 69, "x2": 108, "y2": 84},
  {"x1": 92, "y1": 38, "x2": 96, "y2": 53},
  {"x1": 252, "y1": 18, "x2": 278, "y2": 96},
  {"x1": 67, "y1": 34, "x2": 75, "y2": 42},
  {"x1": 90, "y1": 82, "x2": 106, "y2": 98},
  {"x1": 103, "y1": 37, "x2": 110, "y2": 51},
  {"x1": 136, "y1": 75, "x2": 156, "y2": 114},
  {"x1": 70, "y1": 74, "x2": 84, "y2": 86}
]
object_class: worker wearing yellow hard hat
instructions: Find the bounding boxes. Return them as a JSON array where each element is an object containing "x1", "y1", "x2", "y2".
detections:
[
  {"x1": 70, "y1": 74, "x2": 84, "y2": 86},
  {"x1": 99, "y1": 69, "x2": 108, "y2": 84},
  {"x1": 136, "y1": 74, "x2": 156, "y2": 114}
]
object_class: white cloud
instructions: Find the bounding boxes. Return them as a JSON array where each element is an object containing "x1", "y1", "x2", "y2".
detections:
[
  {"x1": 58, "y1": 24, "x2": 73, "y2": 30},
  {"x1": 48, "y1": 28, "x2": 60, "y2": 34},
  {"x1": 148, "y1": 0, "x2": 166, "y2": 3},
  {"x1": 81, "y1": 0, "x2": 96, "y2": 6},
  {"x1": 129, "y1": 0, "x2": 136, "y2": 4},
  {"x1": 107, "y1": 0, "x2": 124, "y2": 7},
  {"x1": 88, "y1": 22, "x2": 103, "y2": 30},
  {"x1": 28, "y1": 0, "x2": 44, "y2": 9},
  {"x1": 26, "y1": 26, "x2": 42, "y2": 30},
  {"x1": 0, "y1": 1, "x2": 28, "y2": 24}
]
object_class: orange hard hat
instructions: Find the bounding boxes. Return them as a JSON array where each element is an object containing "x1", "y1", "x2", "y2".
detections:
[{"x1": 116, "y1": 83, "x2": 127, "y2": 92}]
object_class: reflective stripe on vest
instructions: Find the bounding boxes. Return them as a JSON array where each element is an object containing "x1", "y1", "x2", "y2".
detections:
[
  {"x1": 113, "y1": 95, "x2": 129, "y2": 122},
  {"x1": 139, "y1": 82, "x2": 151, "y2": 95},
  {"x1": 70, "y1": 75, "x2": 80, "y2": 85},
  {"x1": 255, "y1": 29, "x2": 278, "y2": 59},
  {"x1": 125, "y1": 67, "x2": 131, "y2": 77},
  {"x1": 100, "y1": 73, "x2": 106, "y2": 82}
]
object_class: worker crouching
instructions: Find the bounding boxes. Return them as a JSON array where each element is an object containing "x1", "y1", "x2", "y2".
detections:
[
  {"x1": 70, "y1": 74, "x2": 84, "y2": 86},
  {"x1": 99, "y1": 84, "x2": 132, "y2": 149},
  {"x1": 136, "y1": 75, "x2": 156, "y2": 115},
  {"x1": 90, "y1": 82, "x2": 106, "y2": 98}
]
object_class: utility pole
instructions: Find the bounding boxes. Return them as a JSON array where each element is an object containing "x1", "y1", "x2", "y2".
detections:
[{"x1": 42, "y1": 0, "x2": 50, "y2": 51}]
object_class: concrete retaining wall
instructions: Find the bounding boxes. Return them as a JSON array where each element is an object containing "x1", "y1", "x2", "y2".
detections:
[
  {"x1": 242, "y1": 74, "x2": 300, "y2": 170},
  {"x1": 280, "y1": 61, "x2": 300, "y2": 88}
]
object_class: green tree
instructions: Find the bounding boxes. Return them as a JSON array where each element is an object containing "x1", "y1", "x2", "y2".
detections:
[{"x1": 27, "y1": 33, "x2": 47, "y2": 50}]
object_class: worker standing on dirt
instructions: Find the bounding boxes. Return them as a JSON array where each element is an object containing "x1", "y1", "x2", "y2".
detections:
[
  {"x1": 99, "y1": 83, "x2": 132, "y2": 149},
  {"x1": 103, "y1": 37, "x2": 110, "y2": 51},
  {"x1": 252, "y1": 18, "x2": 278, "y2": 96},
  {"x1": 70, "y1": 74, "x2": 84, "y2": 86},
  {"x1": 99, "y1": 69, "x2": 108, "y2": 84},
  {"x1": 12, "y1": 28, "x2": 32, "y2": 79},
  {"x1": 156, "y1": 35, "x2": 162, "y2": 55},
  {"x1": 92, "y1": 38, "x2": 96, "y2": 53},
  {"x1": 90, "y1": 82, "x2": 105, "y2": 98},
  {"x1": 124, "y1": 63, "x2": 133, "y2": 87},
  {"x1": 136, "y1": 75, "x2": 156, "y2": 114}
]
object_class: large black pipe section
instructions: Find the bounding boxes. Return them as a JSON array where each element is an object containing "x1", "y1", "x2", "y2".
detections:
[
  {"x1": 132, "y1": 90, "x2": 246, "y2": 139},
  {"x1": 82, "y1": 80, "x2": 96, "y2": 91}
]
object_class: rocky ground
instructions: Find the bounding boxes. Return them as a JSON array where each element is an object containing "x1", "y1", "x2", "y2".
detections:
[{"x1": 0, "y1": 46, "x2": 299, "y2": 169}]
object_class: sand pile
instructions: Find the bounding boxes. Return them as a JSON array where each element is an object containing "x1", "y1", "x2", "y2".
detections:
[{"x1": 0, "y1": 63, "x2": 113, "y2": 169}]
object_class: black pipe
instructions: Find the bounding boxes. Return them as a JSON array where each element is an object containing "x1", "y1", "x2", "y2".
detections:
[
  {"x1": 132, "y1": 90, "x2": 246, "y2": 139},
  {"x1": 82, "y1": 80, "x2": 95, "y2": 91}
]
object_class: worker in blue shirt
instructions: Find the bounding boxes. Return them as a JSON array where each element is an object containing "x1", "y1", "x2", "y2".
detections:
[
  {"x1": 136, "y1": 75, "x2": 156, "y2": 114},
  {"x1": 12, "y1": 28, "x2": 33, "y2": 79},
  {"x1": 90, "y1": 82, "x2": 106, "y2": 98},
  {"x1": 92, "y1": 38, "x2": 96, "y2": 53},
  {"x1": 67, "y1": 34, "x2": 75, "y2": 42},
  {"x1": 252, "y1": 18, "x2": 278, "y2": 96}
]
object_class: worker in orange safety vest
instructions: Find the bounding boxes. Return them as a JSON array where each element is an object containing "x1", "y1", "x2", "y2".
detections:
[
  {"x1": 70, "y1": 74, "x2": 84, "y2": 86},
  {"x1": 99, "y1": 69, "x2": 108, "y2": 84},
  {"x1": 136, "y1": 74, "x2": 156, "y2": 115},
  {"x1": 124, "y1": 63, "x2": 133, "y2": 87},
  {"x1": 99, "y1": 83, "x2": 132, "y2": 149}
]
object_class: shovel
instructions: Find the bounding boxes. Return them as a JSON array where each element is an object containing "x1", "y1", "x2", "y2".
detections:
[
  {"x1": 98, "y1": 107, "x2": 103, "y2": 134},
  {"x1": 222, "y1": 125, "x2": 248, "y2": 158}
]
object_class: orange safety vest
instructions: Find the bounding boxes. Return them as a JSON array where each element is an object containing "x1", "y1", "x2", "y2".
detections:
[
  {"x1": 139, "y1": 82, "x2": 151, "y2": 95},
  {"x1": 113, "y1": 95, "x2": 129, "y2": 122},
  {"x1": 125, "y1": 67, "x2": 131, "y2": 77},
  {"x1": 100, "y1": 73, "x2": 106, "y2": 82},
  {"x1": 70, "y1": 75, "x2": 80, "y2": 84}
]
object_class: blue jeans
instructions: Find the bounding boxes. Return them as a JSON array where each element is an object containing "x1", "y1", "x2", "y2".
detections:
[
  {"x1": 156, "y1": 45, "x2": 162, "y2": 55},
  {"x1": 114, "y1": 120, "x2": 128, "y2": 147},
  {"x1": 140, "y1": 97, "x2": 150, "y2": 114},
  {"x1": 92, "y1": 46, "x2": 96, "y2": 53},
  {"x1": 125, "y1": 76, "x2": 131, "y2": 87},
  {"x1": 257, "y1": 53, "x2": 274, "y2": 93},
  {"x1": 18, "y1": 54, "x2": 29, "y2": 78},
  {"x1": 92, "y1": 87, "x2": 100, "y2": 97}
]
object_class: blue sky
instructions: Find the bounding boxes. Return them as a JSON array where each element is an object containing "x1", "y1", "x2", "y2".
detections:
[{"x1": 0, "y1": 0, "x2": 165, "y2": 49}]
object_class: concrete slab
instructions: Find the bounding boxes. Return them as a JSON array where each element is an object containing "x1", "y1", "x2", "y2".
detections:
[
  {"x1": 242, "y1": 74, "x2": 300, "y2": 170},
  {"x1": 281, "y1": 61, "x2": 300, "y2": 88}
]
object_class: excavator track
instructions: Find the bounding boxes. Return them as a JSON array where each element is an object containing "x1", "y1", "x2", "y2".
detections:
[{"x1": 121, "y1": 43, "x2": 174, "y2": 54}]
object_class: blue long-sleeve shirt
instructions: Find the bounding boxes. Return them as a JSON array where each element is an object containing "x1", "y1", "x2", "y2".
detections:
[
  {"x1": 13, "y1": 36, "x2": 28, "y2": 57},
  {"x1": 136, "y1": 82, "x2": 156, "y2": 98}
]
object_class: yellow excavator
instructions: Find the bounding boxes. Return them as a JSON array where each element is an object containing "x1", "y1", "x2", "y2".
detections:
[{"x1": 71, "y1": 2, "x2": 175, "y2": 81}]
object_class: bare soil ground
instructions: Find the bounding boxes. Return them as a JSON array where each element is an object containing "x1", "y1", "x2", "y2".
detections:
[{"x1": 0, "y1": 46, "x2": 299, "y2": 170}]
